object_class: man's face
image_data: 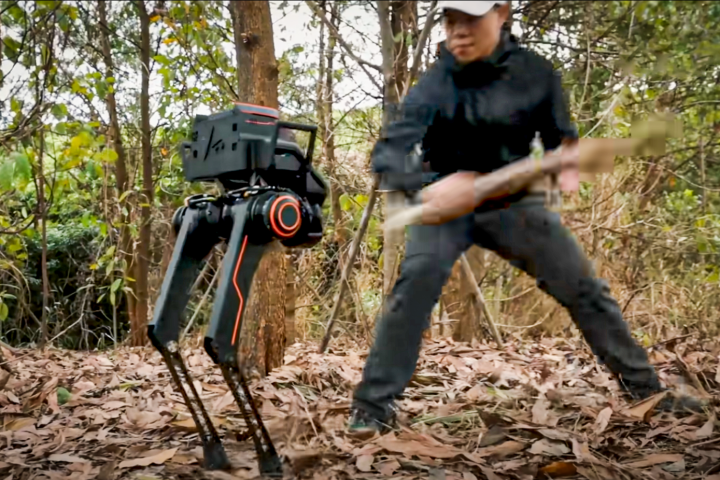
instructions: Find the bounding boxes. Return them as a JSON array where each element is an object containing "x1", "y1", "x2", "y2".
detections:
[{"x1": 443, "y1": 5, "x2": 508, "y2": 64}]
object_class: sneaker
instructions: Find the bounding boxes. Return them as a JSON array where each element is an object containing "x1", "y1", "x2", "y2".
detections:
[
  {"x1": 347, "y1": 408, "x2": 395, "y2": 437},
  {"x1": 655, "y1": 391, "x2": 707, "y2": 415},
  {"x1": 625, "y1": 383, "x2": 706, "y2": 415}
]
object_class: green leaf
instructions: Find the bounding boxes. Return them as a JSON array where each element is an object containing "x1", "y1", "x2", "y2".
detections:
[
  {"x1": 57, "y1": 387, "x2": 71, "y2": 405},
  {"x1": 99, "y1": 148, "x2": 119, "y2": 163},
  {"x1": 13, "y1": 153, "x2": 31, "y2": 181},
  {"x1": 3, "y1": 36, "x2": 22, "y2": 63},
  {"x1": 111, "y1": 278, "x2": 122, "y2": 293},
  {"x1": 51, "y1": 103, "x2": 68, "y2": 119},
  {"x1": 10, "y1": 97, "x2": 22, "y2": 113},
  {"x1": 339, "y1": 194, "x2": 352, "y2": 211},
  {"x1": 0, "y1": 302, "x2": 8, "y2": 321},
  {"x1": 0, "y1": 161, "x2": 14, "y2": 190}
]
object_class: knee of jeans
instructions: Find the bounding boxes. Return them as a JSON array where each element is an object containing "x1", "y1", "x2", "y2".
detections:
[
  {"x1": 402, "y1": 253, "x2": 454, "y2": 280},
  {"x1": 390, "y1": 254, "x2": 452, "y2": 309},
  {"x1": 575, "y1": 277, "x2": 617, "y2": 307}
]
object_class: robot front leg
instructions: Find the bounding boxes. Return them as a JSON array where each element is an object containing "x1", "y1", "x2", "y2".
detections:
[
  {"x1": 203, "y1": 202, "x2": 283, "y2": 477},
  {"x1": 148, "y1": 205, "x2": 232, "y2": 470}
]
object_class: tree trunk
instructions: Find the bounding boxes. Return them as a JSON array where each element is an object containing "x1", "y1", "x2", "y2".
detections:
[
  {"x1": 451, "y1": 246, "x2": 485, "y2": 342},
  {"x1": 391, "y1": 1, "x2": 414, "y2": 97},
  {"x1": 324, "y1": 3, "x2": 345, "y2": 245},
  {"x1": 230, "y1": 0, "x2": 287, "y2": 377},
  {"x1": 98, "y1": 0, "x2": 137, "y2": 339},
  {"x1": 378, "y1": 1, "x2": 404, "y2": 297},
  {"x1": 133, "y1": 0, "x2": 152, "y2": 347},
  {"x1": 315, "y1": 1, "x2": 344, "y2": 245},
  {"x1": 38, "y1": 133, "x2": 50, "y2": 348},
  {"x1": 285, "y1": 253, "x2": 297, "y2": 346}
]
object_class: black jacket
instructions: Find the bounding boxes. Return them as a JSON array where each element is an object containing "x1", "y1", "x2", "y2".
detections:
[{"x1": 373, "y1": 31, "x2": 578, "y2": 192}]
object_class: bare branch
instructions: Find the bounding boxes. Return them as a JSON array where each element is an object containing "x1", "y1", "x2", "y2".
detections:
[
  {"x1": 305, "y1": 0, "x2": 383, "y2": 92},
  {"x1": 402, "y1": 0, "x2": 438, "y2": 99}
]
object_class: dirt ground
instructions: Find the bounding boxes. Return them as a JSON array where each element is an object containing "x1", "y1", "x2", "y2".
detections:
[{"x1": 1, "y1": 335, "x2": 720, "y2": 480}]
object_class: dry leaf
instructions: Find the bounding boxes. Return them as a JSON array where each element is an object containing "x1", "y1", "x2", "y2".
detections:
[
  {"x1": 623, "y1": 391, "x2": 668, "y2": 421},
  {"x1": 96, "y1": 461, "x2": 117, "y2": 480},
  {"x1": 118, "y1": 448, "x2": 178, "y2": 468},
  {"x1": 532, "y1": 395, "x2": 551, "y2": 425},
  {"x1": 623, "y1": 453, "x2": 683, "y2": 468},
  {"x1": 170, "y1": 454, "x2": 197, "y2": 465},
  {"x1": 375, "y1": 432, "x2": 462, "y2": 459},
  {"x1": 429, "y1": 468, "x2": 447, "y2": 480},
  {"x1": 479, "y1": 467, "x2": 502, "y2": 480},
  {"x1": 540, "y1": 462, "x2": 577, "y2": 478},
  {"x1": 466, "y1": 384, "x2": 484, "y2": 402},
  {"x1": 102, "y1": 401, "x2": 128, "y2": 411},
  {"x1": 594, "y1": 407, "x2": 612, "y2": 434},
  {"x1": 529, "y1": 439, "x2": 570, "y2": 457},
  {"x1": 6, "y1": 417, "x2": 35, "y2": 431},
  {"x1": 356, "y1": 454, "x2": 373, "y2": 472},
  {"x1": 537, "y1": 428, "x2": 572, "y2": 442},
  {"x1": 375, "y1": 459, "x2": 400, "y2": 476},
  {"x1": 571, "y1": 438, "x2": 601, "y2": 464},
  {"x1": 48, "y1": 454, "x2": 89, "y2": 463},
  {"x1": 577, "y1": 465, "x2": 618, "y2": 480},
  {"x1": 479, "y1": 425, "x2": 507, "y2": 447},
  {"x1": 476, "y1": 440, "x2": 525, "y2": 459},
  {"x1": 462, "y1": 473, "x2": 478, "y2": 480},
  {"x1": 694, "y1": 415, "x2": 715, "y2": 440}
]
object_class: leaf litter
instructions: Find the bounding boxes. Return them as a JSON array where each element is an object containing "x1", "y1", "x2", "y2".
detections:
[{"x1": 1, "y1": 335, "x2": 720, "y2": 480}]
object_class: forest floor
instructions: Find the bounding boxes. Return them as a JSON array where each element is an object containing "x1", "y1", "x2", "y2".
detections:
[{"x1": 2, "y1": 335, "x2": 720, "y2": 480}]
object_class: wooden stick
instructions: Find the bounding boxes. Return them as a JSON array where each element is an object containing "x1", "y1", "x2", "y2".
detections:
[
  {"x1": 319, "y1": 175, "x2": 381, "y2": 353},
  {"x1": 384, "y1": 150, "x2": 570, "y2": 231},
  {"x1": 459, "y1": 254, "x2": 503, "y2": 348}
]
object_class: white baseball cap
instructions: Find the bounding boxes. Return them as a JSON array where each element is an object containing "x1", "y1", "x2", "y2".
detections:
[{"x1": 437, "y1": 1, "x2": 508, "y2": 17}]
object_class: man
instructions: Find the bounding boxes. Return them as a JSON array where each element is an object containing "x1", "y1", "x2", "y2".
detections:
[{"x1": 349, "y1": 0, "x2": 703, "y2": 434}]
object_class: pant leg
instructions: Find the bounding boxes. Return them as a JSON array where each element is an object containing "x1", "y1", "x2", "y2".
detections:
[
  {"x1": 472, "y1": 204, "x2": 662, "y2": 394},
  {"x1": 352, "y1": 215, "x2": 473, "y2": 420}
]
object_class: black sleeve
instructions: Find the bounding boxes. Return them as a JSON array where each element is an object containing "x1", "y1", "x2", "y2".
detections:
[
  {"x1": 371, "y1": 80, "x2": 439, "y2": 192},
  {"x1": 540, "y1": 70, "x2": 579, "y2": 151}
]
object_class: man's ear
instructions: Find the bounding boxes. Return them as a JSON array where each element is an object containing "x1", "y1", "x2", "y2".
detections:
[{"x1": 497, "y1": 3, "x2": 511, "y2": 24}]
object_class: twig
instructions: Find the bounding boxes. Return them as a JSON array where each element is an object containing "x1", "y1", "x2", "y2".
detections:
[
  {"x1": 401, "y1": 1, "x2": 438, "y2": 99},
  {"x1": 651, "y1": 333, "x2": 695, "y2": 350},
  {"x1": 459, "y1": 254, "x2": 503, "y2": 348},
  {"x1": 319, "y1": 175, "x2": 380, "y2": 353},
  {"x1": 0, "y1": 340, "x2": 19, "y2": 354},
  {"x1": 305, "y1": 0, "x2": 383, "y2": 93},
  {"x1": 181, "y1": 265, "x2": 222, "y2": 341}
]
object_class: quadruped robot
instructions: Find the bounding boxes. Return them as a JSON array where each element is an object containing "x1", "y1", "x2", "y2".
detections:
[{"x1": 147, "y1": 103, "x2": 328, "y2": 477}]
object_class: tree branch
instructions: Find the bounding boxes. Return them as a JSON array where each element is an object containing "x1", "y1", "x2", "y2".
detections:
[
  {"x1": 305, "y1": 0, "x2": 383, "y2": 92},
  {"x1": 402, "y1": 0, "x2": 438, "y2": 99}
]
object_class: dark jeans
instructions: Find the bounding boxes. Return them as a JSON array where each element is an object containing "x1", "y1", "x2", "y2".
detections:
[{"x1": 353, "y1": 197, "x2": 662, "y2": 421}]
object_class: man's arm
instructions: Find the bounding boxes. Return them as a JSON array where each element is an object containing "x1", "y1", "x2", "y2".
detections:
[
  {"x1": 372, "y1": 81, "x2": 440, "y2": 192},
  {"x1": 540, "y1": 69, "x2": 579, "y2": 151}
]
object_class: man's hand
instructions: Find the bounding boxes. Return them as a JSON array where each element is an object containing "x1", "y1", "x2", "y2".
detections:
[
  {"x1": 557, "y1": 140, "x2": 579, "y2": 192},
  {"x1": 420, "y1": 171, "x2": 479, "y2": 225},
  {"x1": 417, "y1": 145, "x2": 580, "y2": 225}
]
